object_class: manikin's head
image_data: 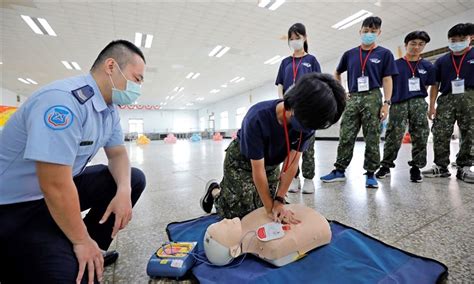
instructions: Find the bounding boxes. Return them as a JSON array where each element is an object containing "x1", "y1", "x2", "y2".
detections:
[{"x1": 203, "y1": 218, "x2": 243, "y2": 265}]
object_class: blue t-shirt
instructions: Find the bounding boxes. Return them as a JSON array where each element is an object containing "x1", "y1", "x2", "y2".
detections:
[
  {"x1": 237, "y1": 100, "x2": 314, "y2": 166},
  {"x1": 391, "y1": 58, "x2": 436, "y2": 103},
  {"x1": 434, "y1": 48, "x2": 474, "y2": 95},
  {"x1": 336, "y1": 46, "x2": 398, "y2": 93},
  {"x1": 275, "y1": 54, "x2": 321, "y2": 94}
]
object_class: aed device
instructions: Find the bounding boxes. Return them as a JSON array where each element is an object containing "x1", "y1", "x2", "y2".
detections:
[{"x1": 146, "y1": 242, "x2": 197, "y2": 279}]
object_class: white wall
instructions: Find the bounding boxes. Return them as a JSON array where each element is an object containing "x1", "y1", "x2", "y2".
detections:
[
  {"x1": 0, "y1": 87, "x2": 27, "y2": 107},
  {"x1": 198, "y1": 83, "x2": 276, "y2": 131},
  {"x1": 118, "y1": 109, "x2": 199, "y2": 133},
  {"x1": 201, "y1": 9, "x2": 473, "y2": 138}
]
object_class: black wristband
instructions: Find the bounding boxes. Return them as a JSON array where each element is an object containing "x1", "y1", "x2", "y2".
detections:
[{"x1": 274, "y1": 196, "x2": 285, "y2": 204}]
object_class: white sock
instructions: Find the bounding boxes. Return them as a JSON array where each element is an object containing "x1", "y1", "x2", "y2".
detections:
[{"x1": 211, "y1": 188, "x2": 221, "y2": 198}]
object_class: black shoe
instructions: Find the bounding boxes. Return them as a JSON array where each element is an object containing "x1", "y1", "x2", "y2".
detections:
[
  {"x1": 103, "y1": 250, "x2": 119, "y2": 267},
  {"x1": 375, "y1": 166, "x2": 390, "y2": 178},
  {"x1": 410, "y1": 166, "x2": 423, "y2": 183},
  {"x1": 200, "y1": 180, "x2": 219, "y2": 213}
]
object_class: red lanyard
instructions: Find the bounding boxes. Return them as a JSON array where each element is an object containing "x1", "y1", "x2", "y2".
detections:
[
  {"x1": 451, "y1": 47, "x2": 471, "y2": 79},
  {"x1": 403, "y1": 57, "x2": 421, "y2": 78},
  {"x1": 281, "y1": 110, "x2": 303, "y2": 175},
  {"x1": 359, "y1": 46, "x2": 374, "y2": 76},
  {"x1": 292, "y1": 56, "x2": 304, "y2": 83}
]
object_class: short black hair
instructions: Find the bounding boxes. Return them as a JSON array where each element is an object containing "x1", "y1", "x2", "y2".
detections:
[
  {"x1": 284, "y1": 73, "x2": 346, "y2": 130},
  {"x1": 361, "y1": 16, "x2": 382, "y2": 29},
  {"x1": 465, "y1": 22, "x2": 474, "y2": 35},
  {"x1": 447, "y1": 23, "x2": 469, "y2": 38},
  {"x1": 404, "y1": 31, "x2": 431, "y2": 44},
  {"x1": 288, "y1": 23, "x2": 308, "y2": 53},
  {"x1": 91, "y1": 40, "x2": 146, "y2": 71}
]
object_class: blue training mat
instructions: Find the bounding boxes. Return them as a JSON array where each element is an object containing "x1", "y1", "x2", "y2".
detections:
[{"x1": 166, "y1": 215, "x2": 448, "y2": 284}]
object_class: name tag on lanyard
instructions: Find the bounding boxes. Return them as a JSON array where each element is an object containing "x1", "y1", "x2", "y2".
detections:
[
  {"x1": 357, "y1": 76, "x2": 369, "y2": 92},
  {"x1": 408, "y1": 77, "x2": 421, "y2": 92},
  {"x1": 451, "y1": 78, "x2": 465, "y2": 94}
]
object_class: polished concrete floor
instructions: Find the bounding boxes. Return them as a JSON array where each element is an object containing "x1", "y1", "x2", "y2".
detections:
[{"x1": 91, "y1": 139, "x2": 473, "y2": 283}]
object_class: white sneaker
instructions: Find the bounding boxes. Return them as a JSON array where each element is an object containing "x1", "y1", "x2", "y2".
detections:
[
  {"x1": 302, "y1": 179, "x2": 315, "y2": 194},
  {"x1": 288, "y1": 178, "x2": 301, "y2": 193}
]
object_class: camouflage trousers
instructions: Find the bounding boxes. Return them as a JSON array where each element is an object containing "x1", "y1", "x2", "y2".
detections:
[
  {"x1": 334, "y1": 89, "x2": 382, "y2": 172},
  {"x1": 432, "y1": 89, "x2": 474, "y2": 168},
  {"x1": 215, "y1": 139, "x2": 280, "y2": 219},
  {"x1": 295, "y1": 134, "x2": 315, "y2": 179},
  {"x1": 381, "y1": 97, "x2": 429, "y2": 168}
]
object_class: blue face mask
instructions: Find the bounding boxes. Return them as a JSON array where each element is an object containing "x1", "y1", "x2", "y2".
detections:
[
  {"x1": 361, "y1": 32, "x2": 377, "y2": 45},
  {"x1": 448, "y1": 40, "x2": 470, "y2": 53},
  {"x1": 290, "y1": 116, "x2": 310, "y2": 132},
  {"x1": 110, "y1": 63, "x2": 142, "y2": 105}
]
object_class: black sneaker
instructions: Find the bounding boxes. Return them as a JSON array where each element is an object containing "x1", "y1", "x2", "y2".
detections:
[
  {"x1": 200, "y1": 180, "x2": 219, "y2": 213},
  {"x1": 456, "y1": 166, "x2": 474, "y2": 183},
  {"x1": 410, "y1": 166, "x2": 423, "y2": 183},
  {"x1": 375, "y1": 166, "x2": 390, "y2": 179},
  {"x1": 103, "y1": 250, "x2": 119, "y2": 267}
]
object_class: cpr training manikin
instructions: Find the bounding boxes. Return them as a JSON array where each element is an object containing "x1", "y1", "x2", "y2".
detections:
[{"x1": 203, "y1": 203, "x2": 331, "y2": 267}]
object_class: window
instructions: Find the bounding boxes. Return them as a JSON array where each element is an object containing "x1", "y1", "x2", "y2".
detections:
[
  {"x1": 128, "y1": 119, "x2": 144, "y2": 135},
  {"x1": 235, "y1": 107, "x2": 247, "y2": 128},
  {"x1": 209, "y1": 114, "x2": 215, "y2": 130},
  {"x1": 220, "y1": 111, "x2": 229, "y2": 130},
  {"x1": 200, "y1": 117, "x2": 206, "y2": 131}
]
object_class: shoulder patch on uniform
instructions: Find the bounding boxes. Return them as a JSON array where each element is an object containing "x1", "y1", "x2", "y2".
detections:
[
  {"x1": 44, "y1": 105, "x2": 74, "y2": 130},
  {"x1": 71, "y1": 85, "x2": 94, "y2": 104}
]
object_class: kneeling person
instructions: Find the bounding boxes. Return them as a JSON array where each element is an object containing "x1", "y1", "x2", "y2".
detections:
[
  {"x1": 0, "y1": 40, "x2": 147, "y2": 283},
  {"x1": 200, "y1": 73, "x2": 346, "y2": 223}
]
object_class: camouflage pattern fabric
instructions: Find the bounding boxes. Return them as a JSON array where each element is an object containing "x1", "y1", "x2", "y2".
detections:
[
  {"x1": 215, "y1": 140, "x2": 280, "y2": 219},
  {"x1": 381, "y1": 96, "x2": 429, "y2": 168},
  {"x1": 432, "y1": 89, "x2": 474, "y2": 168},
  {"x1": 334, "y1": 89, "x2": 383, "y2": 172}
]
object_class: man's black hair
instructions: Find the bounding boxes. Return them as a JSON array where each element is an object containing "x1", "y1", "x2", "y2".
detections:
[
  {"x1": 91, "y1": 40, "x2": 146, "y2": 71},
  {"x1": 284, "y1": 73, "x2": 346, "y2": 130},
  {"x1": 447, "y1": 23, "x2": 469, "y2": 38},
  {"x1": 404, "y1": 31, "x2": 431, "y2": 44},
  {"x1": 361, "y1": 16, "x2": 382, "y2": 29}
]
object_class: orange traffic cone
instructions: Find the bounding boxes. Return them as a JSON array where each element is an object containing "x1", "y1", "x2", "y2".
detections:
[{"x1": 402, "y1": 132, "x2": 411, "y2": 143}]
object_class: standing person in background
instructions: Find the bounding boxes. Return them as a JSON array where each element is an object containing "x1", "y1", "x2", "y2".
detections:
[
  {"x1": 275, "y1": 23, "x2": 321, "y2": 194},
  {"x1": 375, "y1": 31, "x2": 435, "y2": 183},
  {"x1": 422, "y1": 23, "x2": 473, "y2": 183},
  {"x1": 320, "y1": 16, "x2": 398, "y2": 188}
]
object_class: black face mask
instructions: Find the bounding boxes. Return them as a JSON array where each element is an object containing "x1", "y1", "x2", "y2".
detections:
[{"x1": 290, "y1": 116, "x2": 311, "y2": 132}]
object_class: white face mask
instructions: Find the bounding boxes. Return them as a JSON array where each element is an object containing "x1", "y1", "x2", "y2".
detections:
[{"x1": 289, "y1": 39, "x2": 304, "y2": 52}]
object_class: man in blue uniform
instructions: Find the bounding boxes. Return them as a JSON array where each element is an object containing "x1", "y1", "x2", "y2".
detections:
[
  {"x1": 422, "y1": 23, "x2": 474, "y2": 183},
  {"x1": 0, "y1": 40, "x2": 147, "y2": 283},
  {"x1": 320, "y1": 16, "x2": 398, "y2": 188},
  {"x1": 375, "y1": 31, "x2": 435, "y2": 182}
]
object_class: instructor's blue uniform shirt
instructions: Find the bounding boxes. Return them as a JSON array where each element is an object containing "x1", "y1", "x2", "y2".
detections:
[
  {"x1": 336, "y1": 46, "x2": 398, "y2": 93},
  {"x1": 0, "y1": 74, "x2": 124, "y2": 205},
  {"x1": 238, "y1": 99, "x2": 314, "y2": 166},
  {"x1": 391, "y1": 58, "x2": 436, "y2": 103}
]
